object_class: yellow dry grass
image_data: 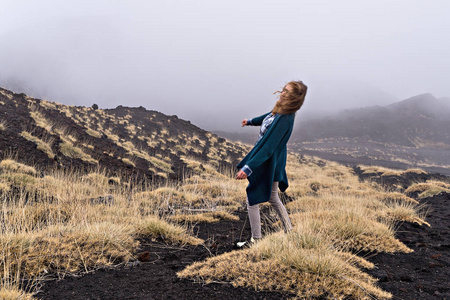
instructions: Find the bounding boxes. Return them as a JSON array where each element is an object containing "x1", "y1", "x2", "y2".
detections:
[
  {"x1": 148, "y1": 156, "x2": 172, "y2": 173},
  {"x1": 1, "y1": 164, "x2": 203, "y2": 296},
  {"x1": 121, "y1": 157, "x2": 135, "y2": 167},
  {"x1": 0, "y1": 286, "x2": 34, "y2": 300},
  {"x1": 0, "y1": 159, "x2": 37, "y2": 175},
  {"x1": 20, "y1": 131, "x2": 55, "y2": 159},
  {"x1": 359, "y1": 165, "x2": 428, "y2": 177},
  {"x1": 29, "y1": 110, "x2": 54, "y2": 133},
  {"x1": 86, "y1": 128, "x2": 102, "y2": 138},
  {"x1": 39, "y1": 100, "x2": 57, "y2": 110},
  {"x1": 0, "y1": 120, "x2": 6, "y2": 131},
  {"x1": 60, "y1": 142, "x2": 98, "y2": 164},
  {"x1": 405, "y1": 181, "x2": 450, "y2": 199},
  {"x1": 0, "y1": 89, "x2": 14, "y2": 100}
]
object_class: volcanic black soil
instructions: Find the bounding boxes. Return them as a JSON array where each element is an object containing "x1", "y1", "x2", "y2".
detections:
[{"x1": 365, "y1": 191, "x2": 450, "y2": 299}]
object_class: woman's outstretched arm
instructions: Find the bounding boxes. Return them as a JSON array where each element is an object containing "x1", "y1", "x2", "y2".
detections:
[{"x1": 244, "y1": 112, "x2": 271, "y2": 126}]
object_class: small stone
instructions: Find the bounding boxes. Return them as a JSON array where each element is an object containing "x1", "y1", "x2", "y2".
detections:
[{"x1": 137, "y1": 251, "x2": 150, "y2": 262}]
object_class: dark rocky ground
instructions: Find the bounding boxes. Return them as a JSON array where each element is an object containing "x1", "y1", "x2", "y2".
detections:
[
  {"x1": 36, "y1": 191, "x2": 450, "y2": 300},
  {"x1": 365, "y1": 191, "x2": 450, "y2": 300}
]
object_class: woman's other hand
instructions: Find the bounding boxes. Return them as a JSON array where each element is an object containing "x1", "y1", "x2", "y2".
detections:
[
  {"x1": 241, "y1": 119, "x2": 248, "y2": 127},
  {"x1": 236, "y1": 170, "x2": 248, "y2": 180}
]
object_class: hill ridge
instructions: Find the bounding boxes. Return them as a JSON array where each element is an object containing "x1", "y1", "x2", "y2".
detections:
[{"x1": 0, "y1": 87, "x2": 248, "y2": 180}]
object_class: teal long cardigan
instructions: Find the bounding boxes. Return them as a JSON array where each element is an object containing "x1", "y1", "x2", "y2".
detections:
[{"x1": 237, "y1": 112, "x2": 295, "y2": 206}]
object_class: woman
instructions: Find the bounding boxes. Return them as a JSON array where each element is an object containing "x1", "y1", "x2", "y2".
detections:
[{"x1": 236, "y1": 80, "x2": 307, "y2": 244}]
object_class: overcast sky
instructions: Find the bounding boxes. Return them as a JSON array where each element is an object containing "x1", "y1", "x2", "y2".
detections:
[{"x1": 1, "y1": 1, "x2": 449, "y2": 130}]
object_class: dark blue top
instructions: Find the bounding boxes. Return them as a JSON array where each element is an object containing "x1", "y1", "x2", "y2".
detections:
[{"x1": 237, "y1": 112, "x2": 295, "y2": 206}]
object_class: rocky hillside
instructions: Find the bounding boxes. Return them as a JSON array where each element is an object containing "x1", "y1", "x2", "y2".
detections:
[{"x1": 0, "y1": 87, "x2": 248, "y2": 180}]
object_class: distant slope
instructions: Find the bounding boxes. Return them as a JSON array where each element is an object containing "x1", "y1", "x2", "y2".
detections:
[
  {"x1": 0, "y1": 87, "x2": 248, "y2": 180},
  {"x1": 292, "y1": 93, "x2": 450, "y2": 148}
]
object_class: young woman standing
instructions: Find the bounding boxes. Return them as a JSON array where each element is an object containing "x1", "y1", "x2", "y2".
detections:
[{"x1": 236, "y1": 81, "x2": 307, "y2": 244}]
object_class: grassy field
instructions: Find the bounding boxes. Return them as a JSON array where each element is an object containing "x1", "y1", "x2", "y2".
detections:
[{"x1": 0, "y1": 154, "x2": 446, "y2": 299}]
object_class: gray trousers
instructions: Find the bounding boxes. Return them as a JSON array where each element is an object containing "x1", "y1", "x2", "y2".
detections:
[{"x1": 246, "y1": 181, "x2": 293, "y2": 239}]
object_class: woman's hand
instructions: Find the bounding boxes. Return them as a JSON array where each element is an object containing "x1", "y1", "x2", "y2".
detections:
[
  {"x1": 236, "y1": 170, "x2": 248, "y2": 180},
  {"x1": 241, "y1": 119, "x2": 248, "y2": 127}
]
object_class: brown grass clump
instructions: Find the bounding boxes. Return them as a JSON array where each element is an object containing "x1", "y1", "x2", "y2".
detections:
[
  {"x1": 378, "y1": 192, "x2": 419, "y2": 205},
  {"x1": 20, "y1": 131, "x2": 55, "y2": 159},
  {"x1": 405, "y1": 181, "x2": 450, "y2": 198},
  {"x1": 60, "y1": 142, "x2": 98, "y2": 164},
  {"x1": 292, "y1": 211, "x2": 411, "y2": 253},
  {"x1": 39, "y1": 100, "x2": 57, "y2": 110},
  {"x1": 402, "y1": 168, "x2": 428, "y2": 175},
  {"x1": 0, "y1": 89, "x2": 14, "y2": 100},
  {"x1": 29, "y1": 110, "x2": 54, "y2": 132},
  {"x1": 0, "y1": 181, "x2": 11, "y2": 192},
  {"x1": 360, "y1": 165, "x2": 396, "y2": 175},
  {"x1": 0, "y1": 120, "x2": 6, "y2": 131},
  {"x1": 148, "y1": 157, "x2": 172, "y2": 173},
  {"x1": 86, "y1": 128, "x2": 102, "y2": 138},
  {"x1": 179, "y1": 231, "x2": 392, "y2": 299},
  {"x1": 121, "y1": 157, "x2": 135, "y2": 167},
  {"x1": 0, "y1": 159, "x2": 37, "y2": 175},
  {"x1": 381, "y1": 170, "x2": 402, "y2": 176},
  {"x1": 0, "y1": 286, "x2": 34, "y2": 300},
  {"x1": 136, "y1": 216, "x2": 202, "y2": 245},
  {"x1": 385, "y1": 202, "x2": 429, "y2": 226}
]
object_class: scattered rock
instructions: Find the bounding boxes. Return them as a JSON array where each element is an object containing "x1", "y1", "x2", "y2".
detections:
[{"x1": 137, "y1": 251, "x2": 150, "y2": 262}]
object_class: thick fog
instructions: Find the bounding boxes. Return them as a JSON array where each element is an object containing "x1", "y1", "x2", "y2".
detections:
[{"x1": 1, "y1": 1, "x2": 449, "y2": 130}]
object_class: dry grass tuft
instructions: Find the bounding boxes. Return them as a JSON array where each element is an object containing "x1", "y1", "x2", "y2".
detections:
[
  {"x1": 20, "y1": 131, "x2": 55, "y2": 159},
  {"x1": 0, "y1": 120, "x2": 6, "y2": 131},
  {"x1": 148, "y1": 157, "x2": 172, "y2": 173},
  {"x1": 0, "y1": 160, "x2": 37, "y2": 175},
  {"x1": 0, "y1": 286, "x2": 34, "y2": 300},
  {"x1": 86, "y1": 128, "x2": 102, "y2": 138},
  {"x1": 60, "y1": 142, "x2": 98, "y2": 164},
  {"x1": 179, "y1": 231, "x2": 392, "y2": 299},
  {"x1": 405, "y1": 181, "x2": 450, "y2": 198},
  {"x1": 121, "y1": 157, "x2": 135, "y2": 167},
  {"x1": 29, "y1": 110, "x2": 54, "y2": 132},
  {"x1": 402, "y1": 168, "x2": 428, "y2": 175},
  {"x1": 136, "y1": 216, "x2": 203, "y2": 245}
]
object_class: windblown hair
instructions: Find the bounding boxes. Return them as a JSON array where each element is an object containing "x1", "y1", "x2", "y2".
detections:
[{"x1": 272, "y1": 81, "x2": 307, "y2": 115}]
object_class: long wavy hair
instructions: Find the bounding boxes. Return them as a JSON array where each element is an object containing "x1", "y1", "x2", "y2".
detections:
[{"x1": 271, "y1": 81, "x2": 307, "y2": 115}]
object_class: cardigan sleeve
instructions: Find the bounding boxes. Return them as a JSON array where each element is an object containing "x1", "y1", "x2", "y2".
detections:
[
  {"x1": 248, "y1": 112, "x2": 270, "y2": 126},
  {"x1": 245, "y1": 115, "x2": 291, "y2": 172}
]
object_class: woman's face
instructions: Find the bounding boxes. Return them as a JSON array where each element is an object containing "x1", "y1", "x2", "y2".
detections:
[{"x1": 280, "y1": 84, "x2": 294, "y2": 103}]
